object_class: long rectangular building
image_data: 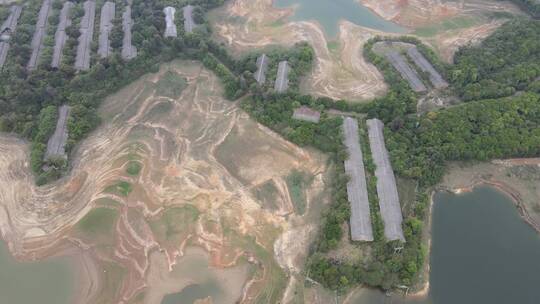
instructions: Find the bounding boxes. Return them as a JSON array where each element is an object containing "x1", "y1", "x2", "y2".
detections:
[
  {"x1": 27, "y1": 0, "x2": 52, "y2": 70},
  {"x1": 386, "y1": 51, "x2": 427, "y2": 93},
  {"x1": 343, "y1": 117, "x2": 373, "y2": 241},
  {"x1": 0, "y1": 5, "x2": 22, "y2": 68},
  {"x1": 97, "y1": 1, "x2": 115, "y2": 58},
  {"x1": 75, "y1": 0, "x2": 96, "y2": 71},
  {"x1": 51, "y1": 2, "x2": 73, "y2": 68},
  {"x1": 163, "y1": 6, "x2": 177, "y2": 38},
  {"x1": 45, "y1": 105, "x2": 71, "y2": 160},
  {"x1": 274, "y1": 60, "x2": 289, "y2": 93},
  {"x1": 121, "y1": 5, "x2": 137, "y2": 60},
  {"x1": 254, "y1": 53, "x2": 268, "y2": 85},
  {"x1": 183, "y1": 5, "x2": 195, "y2": 33},
  {"x1": 366, "y1": 119, "x2": 405, "y2": 242},
  {"x1": 407, "y1": 47, "x2": 448, "y2": 89}
]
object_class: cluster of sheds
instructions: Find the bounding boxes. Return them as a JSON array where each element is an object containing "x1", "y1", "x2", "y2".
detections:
[
  {"x1": 0, "y1": 0, "x2": 138, "y2": 71},
  {"x1": 385, "y1": 45, "x2": 448, "y2": 93}
]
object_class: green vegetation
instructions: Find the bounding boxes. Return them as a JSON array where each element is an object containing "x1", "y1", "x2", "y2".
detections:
[
  {"x1": 413, "y1": 16, "x2": 479, "y2": 37},
  {"x1": 252, "y1": 180, "x2": 280, "y2": 211},
  {"x1": 451, "y1": 19, "x2": 540, "y2": 101},
  {"x1": 125, "y1": 161, "x2": 142, "y2": 176},
  {"x1": 148, "y1": 205, "x2": 200, "y2": 243},
  {"x1": 75, "y1": 207, "x2": 119, "y2": 241},
  {"x1": 155, "y1": 71, "x2": 188, "y2": 98},
  {"x1": 285, "y1": 170, "x2": 312, "y2": 215},
  {"x1": 388, "y1": 92, "x2": 540, "y2": 187},
  {"x1": 105, "y1": 181, "x2": 133, "y2": 196}
]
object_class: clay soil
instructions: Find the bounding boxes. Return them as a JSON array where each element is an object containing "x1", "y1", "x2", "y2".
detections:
[{"x1": 0, "y1": 60, "x2": 331, "y2": 304}]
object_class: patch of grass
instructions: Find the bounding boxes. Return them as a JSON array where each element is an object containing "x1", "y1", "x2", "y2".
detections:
[
  {"x1": 413, "y1": 16, "x2": 480, "y2": 37},
  {"x1": 156, "y1": 71, "x2": 188, "y2": 98},
  {"x1": 327, "y1": 41, "x2": 339, "y2": 52},
  {"x1": 126, "y1": 161, "x2": 142, "y2": 176},
  {"x1": 269, "y1": 19, "x2": 285, "y2": 27},
  {"x1": 252, "y1": 180, "x2": 280, "y2": 210},
  {"x1": 397, "y1": 177, "x2": 418, "y2": 217},
  {"x1": 94, "y1": 198, "x2": 121, "y2": 208},
  {"x1": 149, "y1": 205, "x2": 200, "y2": 244},
  {"x1": 76, "y1": 208, "x2": 118, "y2": 240},
  {"x1": 286, "y1": 170, "x2": 313, "y2": 216},
  {"x1": 105, "y1": 181, "x2": 133, "y2": 196}
]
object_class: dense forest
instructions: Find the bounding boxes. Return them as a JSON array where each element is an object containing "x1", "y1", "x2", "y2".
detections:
[{"x1": 451, "y1": 19, "x2": 540, "y2": 101}]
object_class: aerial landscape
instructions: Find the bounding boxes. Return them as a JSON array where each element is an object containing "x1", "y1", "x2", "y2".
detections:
[{"x1": 0, "y1": 0, "x2": 539, "y2": 303}]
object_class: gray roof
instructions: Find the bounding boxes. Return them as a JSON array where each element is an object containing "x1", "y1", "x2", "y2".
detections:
[
  {"x1": 343, "y1": 117, "x2": 373, "y2": 241},
  {"x1": 274, "y1": 60, "x2": 289, "y2": 93},
  {"x1": 27, "y1": 0, "x2": 52, "y2": 70},
  {"x1": 97, "y1": 1, "x2": 115, "y2": 58},
  {"x1": 367, "y1": 119, "x2": 405, "y2": 242},
  {"x1": 0, "y1": 5, "x2": 22, "y2": 68},
  {"x1": 75, "y1": 0, "x2": 96, "y2": 71},
  {"x1": 163, "y1": 6, "x2": 177, "y2": 37},
  {"x1": 121, "y1": 5, "x2": 137, "y2": 60},
  {"x1": 254, "y1": 53, "x2": 268, "y2": 85},
  {"x1": 45, "y1": 105, "x2": 71, "y2": 159},
  {"x1": 386, "y1": 51, "x2": 427, "y2": 93},
  {"x1": 51, "y1": 2, "x2": 73, "y2": 68},
  {"x1": 407, "y1": 46, "x2": 448, "y2": 89},
  {"x1": 183, "y1": 5, "x2": 195, "y2": 33}
]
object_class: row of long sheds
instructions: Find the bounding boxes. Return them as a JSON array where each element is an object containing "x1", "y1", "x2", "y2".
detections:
[
  {"x1": 0, "y1": 0, "x2": 138, "y2": 71},
  {"x1": 385, "y1": 45, "x2": 448, "y2": 92},
  {"x1": 163, "y1": 5, "x2": 197, "y2": 38},
  {"x1": 342, "y1": 117, "x2": 405, "y2": 243},
  {"x1": 254, "y1": 53, "x2": 290, "y2": 93}
]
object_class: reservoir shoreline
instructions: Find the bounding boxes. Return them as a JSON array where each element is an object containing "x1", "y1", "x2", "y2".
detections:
[{"x1": 407, "y1": 164, "x2": 540, "y2": 301}]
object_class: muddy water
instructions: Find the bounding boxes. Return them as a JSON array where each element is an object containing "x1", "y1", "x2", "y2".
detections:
[
  {"x1": 0, "y1": 241, "x2": 76, "y2": 303},
  {"x1": 274, "y1": 0, "x2": 406, "y2": 37},
  {"x1": 154, "y1": 247, "x2": 249, "y2": 304},
  {"x1": 353, "y1": 186, "x2": 540, "y2": 304}
]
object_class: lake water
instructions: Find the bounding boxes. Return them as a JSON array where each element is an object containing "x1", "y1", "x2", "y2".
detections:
[
  {"x1": 0, "y1": 241, "x2": 76, "y2": 303},
  {"x1": 273, "y1": 0, "x2": 406, "y2": 37},
  {"x1": 353, "y1": 186, "x2": 540, "y2": 304}
]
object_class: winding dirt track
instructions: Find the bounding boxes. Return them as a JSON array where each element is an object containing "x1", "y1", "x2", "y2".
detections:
[{"x1": 0, "y1": 61, "x2": 329, "y2": 303}]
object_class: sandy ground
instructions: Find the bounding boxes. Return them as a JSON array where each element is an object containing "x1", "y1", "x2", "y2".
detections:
[
  {"x1": 209, "y1": 0, "x2": 389, "y2": 102},
  {"x1": 0, "y1": 60, "x2": 331, "y2": 303}
]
